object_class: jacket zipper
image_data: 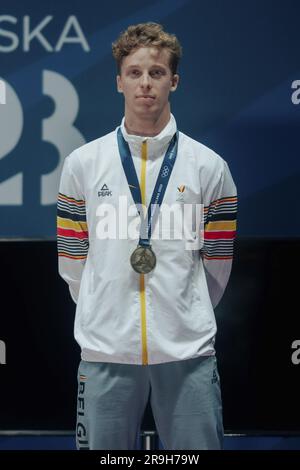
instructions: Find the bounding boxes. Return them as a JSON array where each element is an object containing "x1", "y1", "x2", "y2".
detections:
[{"x1": 140, "y1": 140, "x2": 148, "y2": 365}]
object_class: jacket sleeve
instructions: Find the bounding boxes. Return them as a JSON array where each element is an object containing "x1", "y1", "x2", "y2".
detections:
[
  {"x1": 57, "y1": 153, "x2": 89, "y2": 304},
  {"x1": 201, "y1": 159, "x2": 237, "y2": 309}
]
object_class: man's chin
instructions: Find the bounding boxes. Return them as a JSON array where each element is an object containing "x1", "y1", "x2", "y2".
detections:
[
  {"x1": 136, "y1": 102, "x2": 156, "y2": 111},
  {"x1": 134, "y1": 105, "x2": 160, "y2": 117}
]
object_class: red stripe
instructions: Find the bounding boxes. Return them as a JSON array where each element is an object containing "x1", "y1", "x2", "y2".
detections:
[
  {"x1": 204, "y1": 230, "x2": 236, "y2": 240},
  {"x1": 209, "y1": 196, "x2": 237, "y2": 206},
  {"x1": 58, "y1": 253, "x2": 87, "y2": 260},
  {"x1": 57, "y1": 227, "x2": 88, "y2": 239}
]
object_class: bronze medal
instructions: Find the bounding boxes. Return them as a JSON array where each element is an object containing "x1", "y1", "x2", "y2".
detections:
[{"x1": 130, "y1": 245, "x2": 156, "y2": 274}]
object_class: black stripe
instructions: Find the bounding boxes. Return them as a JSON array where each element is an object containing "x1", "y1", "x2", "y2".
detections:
[
  {"x1": 57, "y1": 203, "x2": 86, "y2": 215},
  {"x1": 58, "y1": 249, "x2": 88, "y2": 256},
  {"x1": 204, "y1": 240, "x2": 235, "y2": 246},
  {"x1": 58, "y1": 241, "x2": 89, "y2": 252},
  {"x1": 204, "y1": 249, "x2": 233, "y2": 254},
  {"x1": 205, "y1": 212, "x2": 237, "y2": 222},
  {"x1": 57, "y1": 208, "x2": 87, "y2": 222}
]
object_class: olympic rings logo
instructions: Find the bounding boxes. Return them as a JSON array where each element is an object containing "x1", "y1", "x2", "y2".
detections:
[{"x1": 161, "y1": 166, "x2": 169, "y2": 178}]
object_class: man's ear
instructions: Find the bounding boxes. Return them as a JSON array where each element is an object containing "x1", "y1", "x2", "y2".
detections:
[
  {"x1": 117, "y1": 75, "x2": 123, "y2": 93},
  {"x1": 170, "y1": 74, "x2": 179, "y2": 92}
]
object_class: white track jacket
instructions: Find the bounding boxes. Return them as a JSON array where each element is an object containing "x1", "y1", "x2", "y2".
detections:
[{"x1": 57, "y1": 113, "x2": 237, "y2": 365}]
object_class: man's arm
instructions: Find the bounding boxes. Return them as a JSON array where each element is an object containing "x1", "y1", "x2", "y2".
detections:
[
  {"x1": 57, "y1": 153, "x2": 89, "y2": 304},
  {"x1": 201, "y1": 159, "x2": 237, "y2": 309}
]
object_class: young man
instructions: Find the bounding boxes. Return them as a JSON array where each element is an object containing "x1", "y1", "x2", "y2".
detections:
[{"x1": 57, "y1": 23, "x2": 237, "y2": 450}]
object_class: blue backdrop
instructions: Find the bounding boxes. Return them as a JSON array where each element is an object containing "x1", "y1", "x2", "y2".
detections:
[{"x1": 0, "y1": 0, "x2": 299, "y2": 237}]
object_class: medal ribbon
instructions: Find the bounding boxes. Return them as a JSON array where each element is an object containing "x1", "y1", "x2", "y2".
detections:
[{"x1": 117, "y1": 127, "x2": 179, "y2": 247}]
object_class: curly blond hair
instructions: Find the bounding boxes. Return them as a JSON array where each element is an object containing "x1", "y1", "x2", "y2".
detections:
[{"x1": 112, "y1": 22, "x2": 182, "y2": 75}]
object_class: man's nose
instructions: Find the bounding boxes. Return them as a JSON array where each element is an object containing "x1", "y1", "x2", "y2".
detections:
[{"x1": 140, "y1": 72, "x2": 152, "y2": 88}]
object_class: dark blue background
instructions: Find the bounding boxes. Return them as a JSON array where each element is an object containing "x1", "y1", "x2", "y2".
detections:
[{"x1": 0, "y1": 0, "x2": 299, "y2": 237}]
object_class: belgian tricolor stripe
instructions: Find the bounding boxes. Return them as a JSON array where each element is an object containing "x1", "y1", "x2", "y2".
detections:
[
  {"x1": 57, "y1": 193, "x2": 89, "y2": 260},
  {"x1": 203, "y1": 195, "x2": 237, "y2": 260}
]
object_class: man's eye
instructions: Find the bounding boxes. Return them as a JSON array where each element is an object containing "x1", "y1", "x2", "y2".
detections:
[
  {"x1": 151, "y1": 70, "x2": 163, "y2": 76},
  {"x1": 130, "y1": 70, "x2": 140, "y2": 76}
]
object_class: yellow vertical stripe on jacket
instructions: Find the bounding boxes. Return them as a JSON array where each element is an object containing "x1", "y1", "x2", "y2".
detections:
[{"x1": 140, "y1": 140, "x2": 148, "y2": 365}]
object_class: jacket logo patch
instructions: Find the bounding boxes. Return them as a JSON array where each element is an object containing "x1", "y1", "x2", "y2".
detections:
[
  {"x1": 98, "y1": 184, "x2": 112, "y2": 197},
  {"x1": 176, "y1": 185, "x2": 185, "y2": 202}
]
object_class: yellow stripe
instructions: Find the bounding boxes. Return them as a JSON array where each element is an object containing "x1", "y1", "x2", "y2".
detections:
[
  {"x1": 140, "y1": 140, "x2": 148, "y2": 365},
  {"x1": 205, "y1": 220, "x2": 236, "y2": 231},
  {"x1": 57, "y1": 216, "x2": 88, "y2": 232},
  {"x1": 140, "y1": 274, "x2": 147, "y2": 364}
]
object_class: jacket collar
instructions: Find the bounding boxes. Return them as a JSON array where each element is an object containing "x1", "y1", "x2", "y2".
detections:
[{"x1": 119, "y1": 113, "x2": 177, "y2": 158}]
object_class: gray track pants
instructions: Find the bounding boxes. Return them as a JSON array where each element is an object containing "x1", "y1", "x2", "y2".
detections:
[{"x1": 76, "y1": 355, "x2": 224, "y2": 450}]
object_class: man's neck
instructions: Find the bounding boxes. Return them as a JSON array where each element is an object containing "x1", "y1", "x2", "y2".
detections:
[{"x1": 124, "y1": 108, "x2": 171, "y2": 137}]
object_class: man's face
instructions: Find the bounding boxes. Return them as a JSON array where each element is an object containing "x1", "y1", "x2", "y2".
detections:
[{"x1": 116, "y1": 46, "x2": 179, "y2": 120}]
